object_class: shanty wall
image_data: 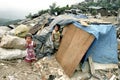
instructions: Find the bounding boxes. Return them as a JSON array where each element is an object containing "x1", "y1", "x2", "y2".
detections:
[{"x1": 56, "y1": 24, "x2": 95, "y2": 77}]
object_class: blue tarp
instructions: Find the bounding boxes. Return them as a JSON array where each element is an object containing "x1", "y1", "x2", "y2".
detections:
[{"x1": 74, "y1": 22, "x2": 118, "y2": 64}]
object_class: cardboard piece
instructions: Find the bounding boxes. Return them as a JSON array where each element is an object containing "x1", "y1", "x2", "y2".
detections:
[{"x1": 55, "y1": 24, "x2": 95, "y2": 77}]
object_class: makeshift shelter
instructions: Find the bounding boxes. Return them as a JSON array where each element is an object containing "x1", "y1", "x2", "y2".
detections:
[
  {"x1": 34, "y1": 15, "x2": 118, "y2": 77},
  {"x1": 56, "y1": 22, "x2": 118, "y2": 77},
  {"x1": 56, "y1": 24, "x2": 95, "y2": 77}
]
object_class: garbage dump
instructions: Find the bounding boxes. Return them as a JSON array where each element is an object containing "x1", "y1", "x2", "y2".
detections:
[{"x1": 0, "y1": 12, "x2": 120, "y2": 80}]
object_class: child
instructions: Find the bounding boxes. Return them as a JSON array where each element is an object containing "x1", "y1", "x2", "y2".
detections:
[
  {"x1": 24, "y1": 33, "x2": 36, "y2": 64},
  {"x1": 52, "y1": 24, "x2": 61, "y2": 51}
]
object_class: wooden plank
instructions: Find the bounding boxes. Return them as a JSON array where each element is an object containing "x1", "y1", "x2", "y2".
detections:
[
  {"x1": 55, "y1": 24, "x2": 95, "y2": 77},
  {"x1": 56, "y1": 25, "x2": 77, "y2": 62},
  {"x1": 88, "y1": 56, "x2": 95, "y2": 75},
  {"x1": 118, "y1": 40, "x2": 120, "y2": 50},
  {"x1": 94, "y1": 62, "x2": 118, "y2": 70},
  {"x1": 29, "y1": 20, "x2": 47, "y2": 35},
  {"x1": 61, "y1": 26, "x2": 69, "y2": 36}
]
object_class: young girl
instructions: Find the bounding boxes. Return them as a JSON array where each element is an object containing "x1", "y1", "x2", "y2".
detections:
[
  {"x1": 24, "y1": 33, "x2": 36, "y2": 64},
  {"x1": 52, "y1": 24, "x2": 61, "y2": 50}
]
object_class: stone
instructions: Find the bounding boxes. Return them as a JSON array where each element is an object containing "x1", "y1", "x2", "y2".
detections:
[{"x1": 7, "y1": 75, "x2": 17, "y2": 80}]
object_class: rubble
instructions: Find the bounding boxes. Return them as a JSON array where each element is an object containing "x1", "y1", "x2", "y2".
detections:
[
  {"x1": 15, "y1": 13, "x2": 52, "y2": 35},
  {"x1": 7, "y1": 25, "x2": 16, "y2": 29},
  {"x1": 0, "y1": 55, "x2": 119, "y2": 80},
  {"x1": 7, "y1": 29, "x2": 15, "y2": 36},
  {"x1": 28, "y1": 13, "x2": 51, "y2": 35},
  {"x1": 0, "y1": 12, "x2": 120, "y2": 80},
  {"x1": 117, "y1": 8, "x2": 120, "y2": 24},
  {"x1": 94, "y1": 62, "x2": 118, "y2": 70},
  {"x1": 0, "y1": 26, "x2": 11, "y2": 41},
  {"x1": 34, "y1": 56, "x2": 92, "y2": 80}
]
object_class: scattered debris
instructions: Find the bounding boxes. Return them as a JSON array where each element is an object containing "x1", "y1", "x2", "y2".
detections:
[
  {"x1": 109, "y1": 75, "x2": 116, "y2": 80},
  {"x1": 94, "y1": 63, "x2": 118, "y2": 70},
  {"x1": 28, "y1": 14, "x2": 50, "y2": 35},
  {"x1": 0, "y1": 26, "x2": 11, "y2": 41},
  {"x1": 88, "y1": 56, "x2": 95, "y2": 75},
  {"x1": 0, "y1": 11, "x2": 119, "y2": 80}
]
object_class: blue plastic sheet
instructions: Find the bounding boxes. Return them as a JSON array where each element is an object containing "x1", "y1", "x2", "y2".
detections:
[{"x1": 74, "y1": 22, "x2": 118, "y2": 63}]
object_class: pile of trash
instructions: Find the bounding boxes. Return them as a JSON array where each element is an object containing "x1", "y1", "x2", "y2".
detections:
[
  {"x1": 0, "y1": 26, "x2": 27, "y2": 60},
  {"x1": 0, "y1": 13, "x2": 120, "y2": 80},
  {"x1": 0, "y1": 13, "x2": 52, "y2": 60}
]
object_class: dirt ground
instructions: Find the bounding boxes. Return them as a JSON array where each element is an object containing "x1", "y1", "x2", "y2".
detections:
[
  {"x1": 0, "y1": 59, "x2": 42, "y2": 80},
  {"x1": 0, "y1": 56, "x2": 120, "y2": 80},
  {"x1": 0, "y1": 56, "x2": 84, "y2": 80}
]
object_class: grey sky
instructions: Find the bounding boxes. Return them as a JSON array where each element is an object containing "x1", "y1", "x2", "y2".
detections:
[{"x1": 0, "y1": 0, "x2": 84, "y2": 20}]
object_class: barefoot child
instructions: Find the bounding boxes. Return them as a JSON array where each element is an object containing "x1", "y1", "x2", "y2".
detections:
[
  {"x1": 24, "y1": 33, "x2": 36, "y2": 64},
  {"x1": 52, "y1": 24, "x2": 61, "y2": 51}
]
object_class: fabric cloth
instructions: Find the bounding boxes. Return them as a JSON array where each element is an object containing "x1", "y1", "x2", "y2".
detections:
[{"x1": 25, "y1": 41, "x2": 36, "y2": 62}]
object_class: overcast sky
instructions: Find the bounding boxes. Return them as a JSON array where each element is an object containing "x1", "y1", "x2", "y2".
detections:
[{"x1": 0, "y1": 0, "x2": 84, "y2": 20}]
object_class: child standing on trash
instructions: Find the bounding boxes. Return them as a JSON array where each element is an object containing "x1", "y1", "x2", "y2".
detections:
[
  {"x1": 24, "y1": 33, "x2": 36, "y2": 65},
  {"x1": 52, "y1": 24, "x2": 61, "y2": 51}
]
